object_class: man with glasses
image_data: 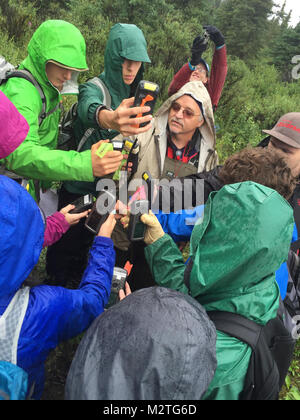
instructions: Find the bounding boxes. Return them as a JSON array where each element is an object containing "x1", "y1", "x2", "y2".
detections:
[
  {"x1": 114, "y1": 80, "x2": 218, "y2": 291},
  {"x1": 130, "y1": 80, "x2": 217, "y2": 183}
]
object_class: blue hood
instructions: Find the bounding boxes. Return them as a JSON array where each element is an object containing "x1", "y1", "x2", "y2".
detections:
[{"x1": 0, "y1": 176, "x2": 44, "y2": 296}]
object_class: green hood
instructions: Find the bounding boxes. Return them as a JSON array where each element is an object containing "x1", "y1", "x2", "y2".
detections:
[
  {"x1": 21, "y1": 20, "x2": 88, "y2": 95},
  {"x1": 100, "y1": 23, "x2": 151, "y2": 107},
  {"x1": 189, "y1": 181, "x2": 294, "y2": 324}
]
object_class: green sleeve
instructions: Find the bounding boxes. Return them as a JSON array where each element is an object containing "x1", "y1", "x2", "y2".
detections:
[
  {"x1": 1, "y1": 79, "x2": 94, "y2": 182},
  {"x1": 144, "y1": 234, "x2": 189, "y2": 295},
  {"x1": 76, "y1": 80, "x2": 105, "y2": 128},
  {"x1": 4, "y1": 142, "x2": 94, "y2": 181}
]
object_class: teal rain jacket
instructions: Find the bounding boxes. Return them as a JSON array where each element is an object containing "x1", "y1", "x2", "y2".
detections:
[
  {"x1": 145, "y1": 182, "x2": 294, "y2": 400},
  {"x1": 64, "y1": 23, "x2": 151, "y2": 196}
]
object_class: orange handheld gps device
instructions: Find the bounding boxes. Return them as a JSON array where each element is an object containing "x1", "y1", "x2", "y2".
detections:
[{"x1": 132, "y1": 80, "x2": 159, "y2": 128}]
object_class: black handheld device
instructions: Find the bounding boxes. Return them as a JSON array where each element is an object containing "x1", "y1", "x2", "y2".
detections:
[
  {"x1": 142, "y1": 171, "x2": 154, "y2": 205},
  {"x1": 124, "y1": 138, "x2": 139, "y2": 175},
  {"x1": 105, "y1": 267, "x2": 128, "y2": 308},
  {"x1": 84, "y1": 189, "x2": 116, "y2": 235},
  {"x1": 111, "y1": 139, "x2": 124, "y2": 152},
  {"x1": 69, "y1": 193, "x2": 94, "y2": 214},
  {"x1": 202, "y1": 30, "x2": 210, "y2": 45},
  {"x1": 127, "y1": 199, "x2": 149, "y2": 242},
  {"x1": 132, "y1": 80, "x2": 159, "y2": 128}
]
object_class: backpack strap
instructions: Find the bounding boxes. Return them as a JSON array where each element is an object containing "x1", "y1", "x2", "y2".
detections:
[
  {"x1": 4, "y1": 69, "x2": 60, "y2": 126},
  {"x1": 77, "y1": 128, "x2": 96, "y2": 152},
  {"x1": 207, "y1": 311, "x2": 261, "y2": 350},
  {"x1": 75, "y1": 77, "x2": 112, "y2": 152},
  {"x1": 183, "y1": 257, "x2": 193, "y2": 295},
  {"x1": 207, "y1": 311, "x2": 296, "y2": 400},
  {"x1": 0, "y1": 287, "x2": 30, "y2": 364},
  {"x1": 2, "y1": 69, "x2": 61, "y2": 201},
  {"x1": 288, "y1": 250, "x2": 300, "y2": 289},
  {"x1": 207, "y1": 311, "x2": 279, "y2": 400},
  {"x1": 89, "y1": 77, "x2": 112, "y2": 108}
]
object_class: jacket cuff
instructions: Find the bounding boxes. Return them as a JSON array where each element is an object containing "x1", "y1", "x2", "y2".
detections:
[
  {"x1": 53, "y1": 211, "x2": 70, "y2": 232},
  {"x1": 188, "y1": 62, "x2": 195, "y2": 71},
  {"x1": 146, "y1": 233, "x2": 169, "y2": 251},
  {"x1": 95, "y1": 105, "x2": 112, "y2": 129},
  {"x1": 93, "y1": 236, "x2": 114, "y2": 247}
]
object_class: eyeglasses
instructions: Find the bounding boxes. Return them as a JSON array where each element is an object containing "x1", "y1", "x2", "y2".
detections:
[
  {"x1": 193, "y1": 65, "x2": 207, "y2": 74},
  {"x1": 190, "y1": 64, "x2": 208, "y2": 74},
  {"x1": 170, "y1": 102, "x2": 202, "y2": 119}
]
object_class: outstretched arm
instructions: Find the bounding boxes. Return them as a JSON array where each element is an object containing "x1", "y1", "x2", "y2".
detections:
[{"x1": 141, "y1": 211, "x2": 189, "y2": 294}]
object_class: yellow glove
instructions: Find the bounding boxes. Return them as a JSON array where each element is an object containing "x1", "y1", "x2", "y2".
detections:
[
  {"x1": 140, "y1": 210, "x2": 165, "y2": 245},
  {"x1": 120, "y1": 212, "x2": 130, "y2": 229}
]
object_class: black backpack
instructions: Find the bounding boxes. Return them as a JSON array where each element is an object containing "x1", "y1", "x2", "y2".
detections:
[
  {"x1": 281, "y1": 250, "x2": 300, "y2": 339},
  {"x1": 57, "y1": 77, "x2": 112, "y2": 151},
  {"x1": 208, "y1": 311, "x2": 295, "y2": 400},
  {"x1": 184, "y1": 259, "x2": 296, "y2": 400}
]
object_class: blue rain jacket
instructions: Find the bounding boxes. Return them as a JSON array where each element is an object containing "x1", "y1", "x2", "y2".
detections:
[
  {"x1": 275, "y1": 224, "x2": 298, "y2": 299},
  {"x1": 156, "y1": 206, "x2": 205, "y2": 243},
  {"x1": 0, "y1": 176, "x2": 115, "y2": 399},
  {"x1": 156, "y1": 204, "x2": 297, "y2": 300}
]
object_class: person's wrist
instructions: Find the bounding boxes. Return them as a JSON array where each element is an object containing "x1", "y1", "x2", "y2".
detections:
[
  {"x1": 98, "y1": 228, "x2": 112, "y2": 238},
  {"x1": 96, "y1": 105, "x2": 112, "y2": 129}
]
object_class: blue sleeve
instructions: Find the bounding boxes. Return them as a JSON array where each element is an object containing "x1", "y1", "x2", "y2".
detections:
[
  {"x1": 275, "y1": 223, "x2": 297, "y2": 300},
  {"x1": 155, "y1": 205, "x2": 205, "y2": 242},
  {"x1": 59, "y1": 236, "x2": 115, "y2": 340},
  {"x1": 275, "y1": 262, "x2": 289, "y2": 300},
  {"x1": 292, "y1": 223, "x2": 298, "y2": 243},
  {"x1": 24, "y1": 236, "x2": 115, "y2": 347}
]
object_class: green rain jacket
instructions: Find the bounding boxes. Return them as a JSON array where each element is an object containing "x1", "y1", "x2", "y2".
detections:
[
  {"x1": 0, "y1": 20, "x2": 92, "y2": 198},
  {"x1": 64, "y1": 23, "x2": 151, "y2": 196},
  {"x1": 145, "y1": 182, "x2": 294, "y2": 400}
]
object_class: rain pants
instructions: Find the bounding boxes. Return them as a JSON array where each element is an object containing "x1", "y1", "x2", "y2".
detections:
[
  {"x1": 0, "y1": 176, "x2": 114, "y2": 399},
  {"x1": 145, "y1": 182, "x2": 294, "y2": 399}
]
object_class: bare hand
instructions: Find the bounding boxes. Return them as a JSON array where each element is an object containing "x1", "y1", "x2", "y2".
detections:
[
  {"x1": 98, "y1": 97, "x2": 153, "y2": 137},
  {"x1": 91, "y1": 140, "x2": 124, "y2": 177},
  {"x1": 115, "y1": 200, "x2": 129, "y2": 217},
  {"x1": 60, "y1": 204, "x2": 90, "y2": 226},
  {"x1": 98, "y1": 213, "x2": 116, "y2": 238},
  {"x1": 119, "y1": 282, "x2": 132, "y2": 300}
]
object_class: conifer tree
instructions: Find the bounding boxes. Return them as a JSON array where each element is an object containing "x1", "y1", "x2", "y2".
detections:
[{"x1": 216, "y1": 0, "x2": 275, "y2": 62}]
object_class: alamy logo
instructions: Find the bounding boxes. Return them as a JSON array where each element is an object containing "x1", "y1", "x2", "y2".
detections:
[
  {"x1": 292, "y1": 55, "x2": 300, "y2": 80},
  {"x1": 95, "y1": 171, "x2": 205, "y2": 225}
]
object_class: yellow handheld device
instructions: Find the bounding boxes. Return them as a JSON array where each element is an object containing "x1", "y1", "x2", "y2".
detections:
[
  {"x1": 95, "y1": 142, "x2": 114, "y2": 158},
  {"x1": 132, "y1": 80, "x2": 159, "y2": 128}
]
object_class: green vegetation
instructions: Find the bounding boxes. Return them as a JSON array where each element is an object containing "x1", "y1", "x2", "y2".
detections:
[{"x1": 1, "y1": 0, "x2": 299, "y2": 400}]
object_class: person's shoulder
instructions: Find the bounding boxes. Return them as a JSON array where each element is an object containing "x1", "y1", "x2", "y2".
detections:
[
  {"x1": 2, "y1": 77, "x2": 42, "y2": 110},
  {"x1": 78, "y1": 77, "x2": 106, "y2": 102}
]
